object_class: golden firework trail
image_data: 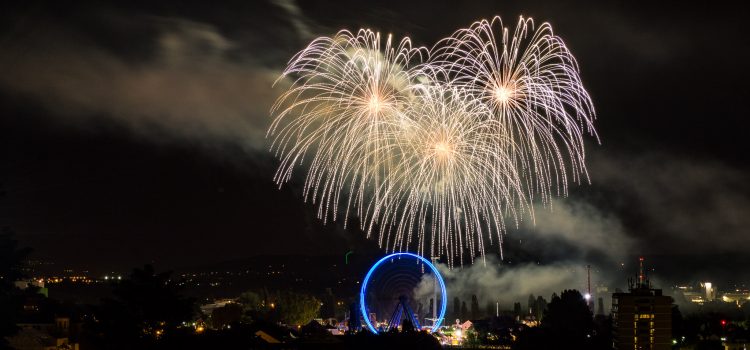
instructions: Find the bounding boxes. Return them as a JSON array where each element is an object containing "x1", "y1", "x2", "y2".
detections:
[{"x1": 268, "y1": 17, "x2": 598, "y2": 266}]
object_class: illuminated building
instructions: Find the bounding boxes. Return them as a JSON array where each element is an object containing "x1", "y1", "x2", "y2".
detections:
[
  {"x1": 14, "y1": 279, "x2": 48, "y2": 297},
  {"x1": 612, "y1": 258, "x2": 673, "y2": 350},
  {"x1": 721, "y1": 290, "x2": 750, "y2": 307},
  {"x1": 701, "y1": 282, "x2": 716, "y2": 301},
  {"x1": 676, "y1": 285, "x2": 705, "y2": 304}
]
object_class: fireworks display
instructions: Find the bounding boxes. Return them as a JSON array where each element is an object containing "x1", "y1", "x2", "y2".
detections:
[{"x1": 268, "y1": 16, "x2": 598, "y2": 266}]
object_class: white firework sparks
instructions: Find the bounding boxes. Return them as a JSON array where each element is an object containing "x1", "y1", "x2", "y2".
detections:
[
  {"x1": 430, "y1": 16, "x2": 599, "y2": 203},
  {"x1": 373, "y1": 86, "x2": 526, "y2": 267},
  {"x1": 269, "y1": 29, "x2": 424, "y2": 222},
  {"x1": 268, "y1": 17, "x2": 598, "y2": 266}
]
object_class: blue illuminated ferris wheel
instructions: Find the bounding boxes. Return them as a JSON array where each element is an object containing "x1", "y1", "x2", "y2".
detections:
[{"x1": 359, "y1": 252, "x2": 447, "y2": 333}]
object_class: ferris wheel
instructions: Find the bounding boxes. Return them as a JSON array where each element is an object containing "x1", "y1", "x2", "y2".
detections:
[{"x1": 359, "y1": 252, "x2": 447, "y2": 333}]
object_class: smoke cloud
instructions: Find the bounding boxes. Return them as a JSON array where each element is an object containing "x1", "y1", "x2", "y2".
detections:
[
  {"x1": 520, "y1": 197, "x2": 633, "y2": 262},
  {"x1": 590, "y1": 153, "x2": 750, "y2": 255},
  {"x1": 414, "y1": 255, "x2": 619, "y2": 316},
  {"x1": 0, "y1": 9, "x2": 310, "y2": 152},
  {"x1": 413, "y1": 195, "x2": 633, "y2": 315}
]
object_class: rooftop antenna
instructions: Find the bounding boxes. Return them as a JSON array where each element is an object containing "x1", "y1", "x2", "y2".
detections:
[
  {"x1": 630, "y1": 256, "x2": 650, "y2": 290},
  {"x1": 587, "y1": 264, "x2": 592, "y2": 297},
  {"x1": 638, "y1": 257, "x2": 645, "y2": 286}
]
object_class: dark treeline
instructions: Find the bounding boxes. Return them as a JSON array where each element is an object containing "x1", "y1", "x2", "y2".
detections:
[
  {"x1": 3, "y1": 221, "x2": 750, "y2": 350},
  {"x1": 0, "y1": 230, "x2": 442, "y2": 350}
]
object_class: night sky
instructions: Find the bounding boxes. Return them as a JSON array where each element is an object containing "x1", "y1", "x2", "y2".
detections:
[{"x1": 1, "y1": 1, "x2": 748, "y2": 285}]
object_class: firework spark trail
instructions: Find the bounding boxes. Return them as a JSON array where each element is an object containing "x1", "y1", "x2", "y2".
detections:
[
  {"x1": 268, "y1": 17, "x2": 597, "y2": 266},
  {"x1": 269, "y1": 29, "x2": 424, "y2": 222},
  {"x1": 429, "y1": 16, "x2": 599, "y2": 206},
  {"x1": 375, "y1": 86, "x2": 526, "y2": 267}
]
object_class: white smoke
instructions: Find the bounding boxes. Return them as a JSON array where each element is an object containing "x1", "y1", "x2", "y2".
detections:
[
  {"x1": 524, "y1": 197, "x2": 633, "y2": 261},
  {"x1": 0, "y1": 13, "x2": 306, "y2": 152},
  {"x1": 411, "y1": 195, "x2": 633, "y2": 316}
]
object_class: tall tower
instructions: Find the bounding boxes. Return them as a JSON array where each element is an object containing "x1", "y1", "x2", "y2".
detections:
[
  {"x1": 638, "y1": 257, "x2": 646, "y2": 287},
  {"x1": 430, "y1": 256, "x2": 440, "y2": 327},
  {"x1": 587, "y1": 264, "x2": 592, "y2": 297},
  {"x1": 612, "y1": 257, "x2": 673, "y2": 350}
]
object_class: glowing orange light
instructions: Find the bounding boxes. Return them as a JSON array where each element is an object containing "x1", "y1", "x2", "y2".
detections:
[
  {"x1": 369, "y1": 95, "x2": 383, "y2": 114},
  {"x1": 434, "y1": 141, "x2": 452, "y2": 157},
  {"x1": 494, "y1": 85, "x2": 513, "y2": 103}
]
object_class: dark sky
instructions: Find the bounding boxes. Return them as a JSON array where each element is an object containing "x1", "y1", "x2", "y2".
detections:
[{"x1": 1, "y1": 1, "x2": 748, "y2": 285}]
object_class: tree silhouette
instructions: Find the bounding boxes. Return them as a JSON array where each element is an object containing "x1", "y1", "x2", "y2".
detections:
[
  {"x1": 211, "y1": 303, "x2": 243, "y2": 329},
  {"x1": 238, "y1": 290, "x2": 268, "y2": 322},
  {"x1": 534, "y1": 296, "x2": 547, "y2": 321},
  {"x1": 515, "y1": 290, "x2": 595, "y2": 350},
  {"x1": 471, "y1": 295, "x2": 480, "y2": 320},
  {"x1": 0, "y1": 228, "x2": 31, "y2": 350},
  {"x1": 276, "y1": 290, "x2": 320, "y2": 326},
  {"x1": 543, "y1": 290, "x2": 594, "y2": 340},
  {"x1": 87, "y1": 265, "x2": 195, "y2": 349},
  {"x1": 513, "y1": 302, "x2": 522, "y2": 318}
]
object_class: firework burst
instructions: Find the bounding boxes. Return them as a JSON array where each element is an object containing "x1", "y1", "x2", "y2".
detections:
[
  {"x1": 373, "y1": 85, "x2": 526, "y2": 266},
  {"x1": 269, "y1": 29, "x2": 424, "y2": 221},
  {"x1": 268, "y1": 17, "x2": 597, "y2": 265},
  {"x1": 430, "y1": 16, "x2": 598, "y2": 203}
]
